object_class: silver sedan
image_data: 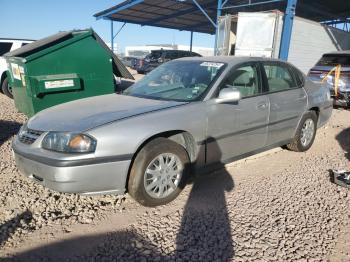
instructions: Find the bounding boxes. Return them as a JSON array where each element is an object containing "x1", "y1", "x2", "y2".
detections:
[{"x1": 13, "y1": 57, "x2": 333, "y2": 206}]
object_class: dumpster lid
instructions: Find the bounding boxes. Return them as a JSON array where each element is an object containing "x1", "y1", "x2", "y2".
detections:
[
  {"x1": 4, "y1": 31, "x2": 73, "y2": 58},
  {"x1": 91, "y1": 31, "x2": 134, "y2": 80},
  {"x1": 4, "y1": 29, "x2": 134, "y2": 80}
]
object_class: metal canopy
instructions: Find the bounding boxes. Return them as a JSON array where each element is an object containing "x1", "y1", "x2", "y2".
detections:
[
  {"x1": 94, "y1": 0, "x2": 218, "y2": 34},
  {"x1": 94, "y1": 0, "x2": 350, "y2": 34},
  {"x1": 95, "y1": 0, "x2": 350, "y2": 60}
]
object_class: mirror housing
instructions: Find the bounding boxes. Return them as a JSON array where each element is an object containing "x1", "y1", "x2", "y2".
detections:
[{"x1": 217, "y1": 85, "x2": 241, "y2": 103}]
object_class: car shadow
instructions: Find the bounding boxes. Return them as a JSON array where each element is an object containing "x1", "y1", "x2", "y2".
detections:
[
  {"x1": 0, "y1": 120, "x2": 22, "y2": 147},
  {"x1": 2, "y1": 139, "x2": 235, "y2": 261},
  {"x1": 335, "y1": 127, "x2": 350, "y2": 161},
  {"x1": 0, "y1": 210, "x2": 32, "y2": 248},
  {"x1": 172, "y1": 138, "x2": 235, "y2": 261},
  {"x1": 328, "y1": 127, "x2": 350, "y2": 184}
]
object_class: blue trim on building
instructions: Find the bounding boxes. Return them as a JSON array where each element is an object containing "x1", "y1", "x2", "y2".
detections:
[{"x1": 279, "y1": 0, "x2": 298, "y2": 60}]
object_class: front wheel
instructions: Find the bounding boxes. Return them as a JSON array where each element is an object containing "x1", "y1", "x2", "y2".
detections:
[
  {"x1": 128, "y1": 138, "x2": 189, "y2": 207},
  {"x1": 286, "y1": 111, "x2": 317, "y2": 152},
  {"x1": 1, "y1": 77, "x2": 13, "y2": 99}
]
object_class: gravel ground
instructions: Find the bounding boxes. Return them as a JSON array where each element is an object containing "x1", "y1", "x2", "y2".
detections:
[
  {"x1": 0, "y1": 95, "x2": 127, "y2": 250},
  {"x1": 0, "y1": 93, "x2": 350, "y2": 261}
]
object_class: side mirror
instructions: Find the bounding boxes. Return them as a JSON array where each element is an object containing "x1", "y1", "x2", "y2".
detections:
[{"x1": 217, "y1": 85, "x2": 241, "y2": 103}]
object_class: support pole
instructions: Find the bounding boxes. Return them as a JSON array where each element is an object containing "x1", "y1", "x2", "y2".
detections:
[
  {"x1": 214, "y1": 0, "x2": 223, "y2": 56},
  {"x1": 113, "y1": 22, "x2": 127, "y2": 39},
  {"x1": 190, "y1": 31, "x2": 193, "y2": 52},
  {"x1": 192, "y1": 0, "x2": 217, "y2": 28},
  {"x1": 279, "y1": 0, "x2": 298, "y2": 60},
  {"x1": 110, "y1": 20, "x2": 114, "y2": 53}
]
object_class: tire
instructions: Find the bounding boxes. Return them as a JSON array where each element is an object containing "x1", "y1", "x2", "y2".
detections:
[
  {"x1": 1, "y1": 77, "x2": 13, "y2": 99},
  {"x1": 286, "y1": 111, "x2": 317, "y2": 152},
  {"x1": 128, "y1": 137, "x2": 190, "y2": 207}
]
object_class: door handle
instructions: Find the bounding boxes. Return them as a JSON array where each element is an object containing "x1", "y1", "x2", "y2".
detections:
[
  {"x1": 257, "y1": 103, "x2": 268, "y2": 110},
  {"x1": 297, "y1": 95, "x2": 307, "y2": 101}
]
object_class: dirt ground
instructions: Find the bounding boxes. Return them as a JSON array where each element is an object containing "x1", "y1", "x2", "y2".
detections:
[{"x1": 0, "y1": 91, "x2": 350, "y2": 261}]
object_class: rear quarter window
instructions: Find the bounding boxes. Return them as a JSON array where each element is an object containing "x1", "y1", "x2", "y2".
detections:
[
  {"x1": 263, "y1": 63, "x2": 298, "y2": 92},
  {"x1": 290, "y1": 65, "x2": 305, "y2": 87},
  {"x1": 317, "y1": 54, "x2": 350, "y2": 67},
  {"x1": 0, "y1": 42, "x2": 13, "y2": 56}
]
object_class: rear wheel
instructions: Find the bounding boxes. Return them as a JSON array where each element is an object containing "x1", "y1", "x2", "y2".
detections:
[
  {"x1": 128, "y1": 138, "x2": 189, "y2": 207},
  {"x1": 286, "y1": 111, "x2": 317, "y2": 152},
  {"x1": 1, "y1": 77, "x2": 13, "y2": 99}
]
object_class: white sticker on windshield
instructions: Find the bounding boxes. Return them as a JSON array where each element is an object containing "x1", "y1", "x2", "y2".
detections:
[{"x1": 200, "y1": 62, "x2": 224, "y2": 68}]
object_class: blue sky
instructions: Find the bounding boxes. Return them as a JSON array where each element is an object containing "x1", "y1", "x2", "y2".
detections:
[{"x1": 1, "y1": 0, "x2": 215, "y2": 54}]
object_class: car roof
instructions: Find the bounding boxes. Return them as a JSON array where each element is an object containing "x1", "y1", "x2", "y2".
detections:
[
  {"x1": 0, "y1": 38, "x2": 34, "y2": 42},
  {"x1": 323, "y1": 50, "x2": 350, "y2": 56},
  {"x1": 176, "y1": 56, "x2": 286, "y2": 66},
  {"x1": 151, "y1": 49, "x2": 192, "y2": 53}
]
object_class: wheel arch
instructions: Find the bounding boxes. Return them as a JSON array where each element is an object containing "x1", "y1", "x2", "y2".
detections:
[
  {"x1": 125, "y1": 130, "x2": 197, "y2": 191},
  {"x1": 292, "y1": 108, "x2": 319, "y2": 138},
  {"x1": 308, "y1": 106, "x2": 320, "y2": 126},
  {"x1": 308, "y1": 106, "x2": 320, "y2": 116}
]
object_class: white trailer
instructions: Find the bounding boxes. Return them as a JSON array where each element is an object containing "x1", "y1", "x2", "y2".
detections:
[{"x1": 216, "y1": 11, "x2": 350, "y2": 73}]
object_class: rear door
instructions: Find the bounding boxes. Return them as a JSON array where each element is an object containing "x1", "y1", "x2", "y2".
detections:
[
  {"x1": 262, "y1": 62, "x2": 307, "y2": 145},
  {"x1": 206, "y1": 62, "x2": 270, "y2": 163}
]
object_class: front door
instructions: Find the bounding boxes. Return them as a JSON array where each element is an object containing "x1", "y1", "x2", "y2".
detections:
[{"x1": 206, "y1": 62, "x2": 270, "y2": 163}]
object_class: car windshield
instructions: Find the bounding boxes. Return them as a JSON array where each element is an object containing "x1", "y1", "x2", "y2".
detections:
[
  {"x1": 317, "y1": 54, "x2": 350, "y2": 67},
  {"x1": 124, "y1": 60, "x2": 226, "y2": 101}
]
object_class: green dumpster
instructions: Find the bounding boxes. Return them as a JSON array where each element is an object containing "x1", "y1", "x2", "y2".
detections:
[{"x1": 4, "y1": 29, "x2": 133, "y2": 117}]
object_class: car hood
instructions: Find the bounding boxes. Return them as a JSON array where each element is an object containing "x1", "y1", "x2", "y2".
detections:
[{"x1": 28, "y1": 94, "x2": 187, "y2": 132}]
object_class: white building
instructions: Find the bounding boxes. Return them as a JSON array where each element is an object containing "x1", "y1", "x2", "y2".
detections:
[
  {"x1": 106, "y1": 42, "x2": 118, "y2": 54},
  {"x1": 125, "y1": 44, "x2": 214, "y2": 57}
]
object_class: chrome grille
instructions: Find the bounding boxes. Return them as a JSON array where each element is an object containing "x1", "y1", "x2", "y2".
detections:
[{"x1": 19, "y1": 129, "x2": 44, "y2": 145}]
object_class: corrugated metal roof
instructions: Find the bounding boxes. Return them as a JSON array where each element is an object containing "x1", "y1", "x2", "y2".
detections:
[
  {"x1": 94, "y1": 0, "x2": 218, "y2": 34},
  {"x1": 94, "y1": 0, "x2": 350, "y2": 34}
]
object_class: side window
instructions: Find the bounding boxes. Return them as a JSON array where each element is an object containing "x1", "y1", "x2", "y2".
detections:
[
  {"x1": 180, "y1": 51, "x2": 189, "y2": 57},
  {"x1": 224, "y1": 64, "x2": 260, "y2": 98},
  {"x1": 263, "y1": 64, "x2": 298, "y2": 92},
  {"x1": 165, "y1": 51, "x2": 177, "y2": 59},
  {"x1": 173, "y1": 51, "x2": 180, "y2": 59},
  {"x1": 0, "y1": 42, "x2": 13, "y2": 56},
  {"x1": 164, "y1": 52, "x2": 171, "y2": 59}
]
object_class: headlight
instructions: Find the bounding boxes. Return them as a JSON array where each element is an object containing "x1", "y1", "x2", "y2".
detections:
[
  {"x1": 337, "y1": 79, "x2": 347, "y2": 92},
  {"x1": 18, "y1": 122, "x2": 28, "y2": 137},
  {"x1": 326, "y1": 76, "x2": 347, "y2": 92},
  {"x1": 42, "y1": 132, "x2": 96, "y2": 153}
]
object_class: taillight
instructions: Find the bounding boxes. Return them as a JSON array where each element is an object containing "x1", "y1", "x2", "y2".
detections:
[{"x1": 308, "y1": 70, "x2": 327, "y2": 77}]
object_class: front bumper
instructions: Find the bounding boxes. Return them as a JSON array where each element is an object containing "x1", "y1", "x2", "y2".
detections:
[{"x1": 13, "y1": 140, "x2": 131, "y2": 195}]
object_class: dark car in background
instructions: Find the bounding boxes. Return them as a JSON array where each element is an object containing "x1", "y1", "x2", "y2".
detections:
[
  {"x1": 136, "y1": 49, "x2": 201, "y2": 74},
  {"x1": 308, "y1": 51, "x2": 350, "y2": 108},
  {"x1": 121, "y1": 56, "x2": 139, "y2": 68}
]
